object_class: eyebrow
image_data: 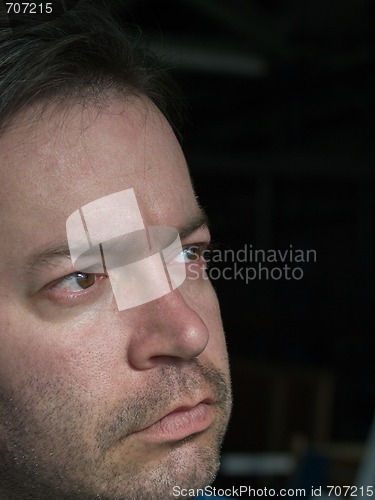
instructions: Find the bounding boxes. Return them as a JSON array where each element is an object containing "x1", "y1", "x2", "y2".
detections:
[
  {"x1": 23, "y1": 244, "x2": 73, "y2": 275},
  {"x1": 22, "y1": 208, "x2": 210, "y2": 275},
  {"x1": 178, "y1": 208, "x2": 210, "y2": 240}
]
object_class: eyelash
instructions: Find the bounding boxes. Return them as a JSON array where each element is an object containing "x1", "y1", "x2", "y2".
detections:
[{"x1": 46, "y1": 242, "x2": 211, "y2": 300}]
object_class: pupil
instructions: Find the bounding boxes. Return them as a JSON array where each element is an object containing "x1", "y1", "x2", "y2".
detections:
[
  {"x1": 77, "y1": 273, "x2": 95, "y2": 289},
  {"x1": 188, "y1": 247, "x2": 200, "y2": 261}
]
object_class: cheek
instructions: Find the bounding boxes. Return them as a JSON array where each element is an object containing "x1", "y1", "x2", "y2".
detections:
[
  {"x1": 0, "y1": 306, "x2": 127, "y2": 403},
  {"x1": 0, "y1": 310, "x2": 40, "y2": 395}
]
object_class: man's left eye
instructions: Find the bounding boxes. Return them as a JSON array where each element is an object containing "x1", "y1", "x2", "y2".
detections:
[
  {"x1": 176, "y1": 244, "x2": 209, "y2": 264},
  {"x1": 51, "y1": 272, "x2": 97, "y2": 293},
  {"x1": 182, "y1": 245, "x2": 203, "y2": 262}
]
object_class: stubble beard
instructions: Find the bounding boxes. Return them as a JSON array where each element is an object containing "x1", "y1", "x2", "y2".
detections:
[{"x1": 0, "y1": 360, "x2": 232, "y2": 500}]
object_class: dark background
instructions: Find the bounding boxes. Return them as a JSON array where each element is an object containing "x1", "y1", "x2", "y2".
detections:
[
  {"x1": 12, "y1": 0, "x2": 374, "y2": 488},
  {"x1": 118, "y1": 0, "x2": 375, "y2": 487}
]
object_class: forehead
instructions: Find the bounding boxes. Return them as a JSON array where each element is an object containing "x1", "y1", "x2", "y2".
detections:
[
  {"x1": 0, "y1": 97, "x2": 189, "y2": 211},
  {"x1": 0, "y1": 97, "x2": 197, "y2": 263}
]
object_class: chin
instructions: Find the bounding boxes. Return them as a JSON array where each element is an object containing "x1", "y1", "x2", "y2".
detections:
[{"x1": 96, "y1": 434, "x2": 221, "y2": 500}]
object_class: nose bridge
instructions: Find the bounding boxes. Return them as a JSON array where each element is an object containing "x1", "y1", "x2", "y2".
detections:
[
  {"x1": 104, "y1": 225, "x2": 186, "y2": 311},
  {"x1": 147, "y1": 287, "x2": 204, "y2": 330},
  {"x1": 127, "y1": 287, "x2": 210, "y2": 370}
]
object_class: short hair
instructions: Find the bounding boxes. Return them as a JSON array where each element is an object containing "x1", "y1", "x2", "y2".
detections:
[{"x1": 0, "y1": 1, "x2": 182, "y2": 135}]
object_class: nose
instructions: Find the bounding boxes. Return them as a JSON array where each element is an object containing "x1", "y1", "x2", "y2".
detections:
[{"x1": 127, "y1": 288, "x2": 209, "y2": 370}]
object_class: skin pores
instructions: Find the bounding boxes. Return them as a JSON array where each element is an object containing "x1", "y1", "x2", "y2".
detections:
[{"x1": 0, "y1": 97, "x2": 231, "y2": 500}]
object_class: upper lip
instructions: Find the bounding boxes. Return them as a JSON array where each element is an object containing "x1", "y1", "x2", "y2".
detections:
[{"x1": 166, "y1": 397, "x2": 214, "y2": 415}]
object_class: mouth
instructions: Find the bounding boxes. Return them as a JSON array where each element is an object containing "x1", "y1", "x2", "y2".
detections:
[{"x1": 133, "y1": 398, "x2": 216, "y2": 443}]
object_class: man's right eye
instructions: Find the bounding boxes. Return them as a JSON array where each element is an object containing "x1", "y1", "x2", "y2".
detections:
[
  {"x1": 51, "y1": 272, "x2": 97, "y2": 293},
  {"x1": 43, "y1": 272, "x2": 109, "y2": 305}
]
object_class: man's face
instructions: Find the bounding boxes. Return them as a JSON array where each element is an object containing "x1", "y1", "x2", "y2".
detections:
[{"x1": 0, "y1": 97, "x2": 231, "y2": 499}]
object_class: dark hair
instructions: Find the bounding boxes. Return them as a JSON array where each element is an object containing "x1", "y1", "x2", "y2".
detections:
[{"x1": 0, "y1": 1, "x2": 183, "y2": 135}]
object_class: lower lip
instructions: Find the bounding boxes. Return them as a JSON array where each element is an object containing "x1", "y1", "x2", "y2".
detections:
[{"x1": 137, "y1": 403, "x2": 215, "y2": 443}]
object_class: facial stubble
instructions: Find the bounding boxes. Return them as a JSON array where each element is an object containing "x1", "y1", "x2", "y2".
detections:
[{"x1": 0, "y1": 360, "x2": 231, "y2": 500}]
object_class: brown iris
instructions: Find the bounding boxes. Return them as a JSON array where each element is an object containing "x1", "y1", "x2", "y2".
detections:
[
  {"x1": 75, "y1": 273, "x2": 96, "y2": 289},
  {"x1": 185, "y1": 246, "x2": 202, "y2": 262}
]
